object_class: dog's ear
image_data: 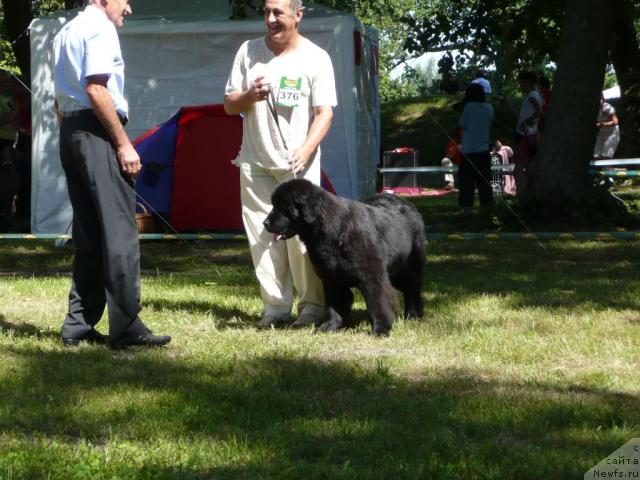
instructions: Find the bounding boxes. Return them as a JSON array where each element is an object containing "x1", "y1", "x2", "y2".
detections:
[
  {"x1": 291, "y1": 190, "x2": 322, "y2": 224},
  {"x1": 299, "y1": 198, "x2": 319, "y2": 223}
]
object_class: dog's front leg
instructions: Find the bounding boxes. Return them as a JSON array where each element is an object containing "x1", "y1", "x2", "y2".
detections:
[
  {"x1": 316, "y1": 284, "x2": 353, "y2": 332},
  {"x1": 361, "y1": 275, "x2": 396, "y2": 337}
]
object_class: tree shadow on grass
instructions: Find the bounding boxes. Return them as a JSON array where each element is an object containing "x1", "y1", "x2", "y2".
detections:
[
  {"x1": 140, "y1": 240, "x2": 252, "y2": 274},
  {"x1": 0, "y1": 314, "x2": 59, "y2": 341},
  {"x1": 0, "y1": 347, "x2": 638, "y2": 479},
  {"x1": 425, "y1": 241, "x2": 640, "y2": 312},
  {"x1": 143, "y1": 297, "x2": 261, "y2": 329}
]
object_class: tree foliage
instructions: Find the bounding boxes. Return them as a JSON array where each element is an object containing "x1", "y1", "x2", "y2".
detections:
[
  {"x1": 1, "y1": 0, "x2": 79, "y2": 78},
  {"x1": 404, "y1": 0, "x2": 567, "y2": 89}
]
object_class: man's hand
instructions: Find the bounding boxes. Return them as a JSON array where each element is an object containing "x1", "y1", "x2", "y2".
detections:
[
  {"x1": 117, "y1": 143, "x2": 141, "y2": 177},
  {"x1": 86, "y1": 75, "x2": 139, "y2": 177},
  {"x1": 252, "y1": 75, "x2": 271, "y2": 102},
  {"x1": 288, "y1": 146, "x2": 312, "y2": 174}
]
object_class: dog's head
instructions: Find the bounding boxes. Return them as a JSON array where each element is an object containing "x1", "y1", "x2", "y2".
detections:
[{"x1": 264, "y1": 179, "x2": 325, "y2": 241}]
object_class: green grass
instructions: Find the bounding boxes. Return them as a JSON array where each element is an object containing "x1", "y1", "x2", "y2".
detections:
[{"x1": 0, "y1": 239, "x2": 639, "y2": 479}]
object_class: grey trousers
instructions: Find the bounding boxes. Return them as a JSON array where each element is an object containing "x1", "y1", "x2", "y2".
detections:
[{"x1": 59, "y1": 112, "x2": 147, "y2": 341}]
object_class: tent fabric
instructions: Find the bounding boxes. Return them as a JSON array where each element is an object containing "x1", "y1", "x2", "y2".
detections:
[
  {"x1": 170, "y1": 105, "x2": 244, "y2": 231},
  {"x1": 29, "y1": 1, "x2": 380, "y2": 233},
  {"x1": 134, "y1": 110, "x2": 180, "y2": 215},
  {"x1": 135, "y1": 104, "x2": 337, "y2": 231}
]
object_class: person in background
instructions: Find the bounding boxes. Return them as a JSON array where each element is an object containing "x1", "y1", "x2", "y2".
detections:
[
  {"x1": 537, "y1": 74, "x2": 551, "y2": 132},
  {"x1": 11, "y1": 75, "x2": 32, "y2": 228},
  {"x1": 224, "y1": 0, "x2": 337, "y2": 329},
  {"x1": 511, "y1": 69, "x2": 542, "y2": 195},
  {"x1": 457, "y1": 82, "x2": 494, "y2": 215},
  {"x1": 471, "y1": 69, "x2": 492, "y2": 96},
  {"x1": 593, "y1": 94, "x2": 620, "y2": 160},
  {"x1": 0, "y1": 72, "x2": 18, "y2": 232},
  {"x1": 53, "y1": 0, "x2": 171, "y2": 348},
  {"x1": 441, "y1": 129, "x2": 461, "y2": 190},
  {"x1": 492, "y1": 139, "x2": 515, "y2": 195},
  {"x1": 0, "y1": 73, "x2": 17, "y2": 149}
]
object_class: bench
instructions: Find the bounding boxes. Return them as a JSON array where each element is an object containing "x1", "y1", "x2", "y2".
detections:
[
  {"x1": 378, "y1": 159, "x2": 640, "y2": 177},
  {"x1": 590, "y1": 158, "x2": 640, "y2": 177},
  {"x1": 378, "y1": 164, "x2": 515, "y2": 175}
]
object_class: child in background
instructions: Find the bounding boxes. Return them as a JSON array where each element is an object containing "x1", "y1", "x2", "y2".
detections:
[
  {"x1": 441, "y1": 130, "x2": 461, "y2": 190},
  {"x1": 492, "y1": 139, "x2": 515, "y2": 195}
]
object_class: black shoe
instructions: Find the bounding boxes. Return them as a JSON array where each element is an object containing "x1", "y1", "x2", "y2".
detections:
[
  {"x1": 109, "y1": 331, "x2": 172, "y2": 350},
  {"x1": 61, "y1": 329, "x2": 108, "y2": 346}
]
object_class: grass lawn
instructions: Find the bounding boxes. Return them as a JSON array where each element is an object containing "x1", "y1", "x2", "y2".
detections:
[{"x1": 0, "y1": 238, "x2": 639, "y2": 479}]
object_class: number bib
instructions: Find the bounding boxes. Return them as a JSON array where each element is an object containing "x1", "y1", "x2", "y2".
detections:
[{"x1": 276, "y1": 76, "x2": 302, "y2": 108}]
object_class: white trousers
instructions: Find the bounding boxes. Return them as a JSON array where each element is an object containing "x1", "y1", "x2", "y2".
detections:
[{"x1": 239, "y1": 162, "x2": 325, "y2": 318}]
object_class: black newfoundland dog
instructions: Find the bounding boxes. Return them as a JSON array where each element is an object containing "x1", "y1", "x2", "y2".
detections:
[{"x1": 264, "y1": 179, "x2": 425, "y2": 336}]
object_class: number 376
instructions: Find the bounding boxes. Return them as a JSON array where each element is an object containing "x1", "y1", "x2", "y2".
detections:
[{"x1": 279, "y1": 91, "x2": 299, "y2": 101}]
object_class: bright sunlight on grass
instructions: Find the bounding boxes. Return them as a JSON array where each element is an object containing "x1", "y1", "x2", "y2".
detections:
[{"x1": 0, "y1": 239, "x2": 639, "y2": 479}]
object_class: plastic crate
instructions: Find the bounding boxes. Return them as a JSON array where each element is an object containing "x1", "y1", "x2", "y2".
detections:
[{"x1": 382, "y1": 148, "x2": 418, "y2": 188}]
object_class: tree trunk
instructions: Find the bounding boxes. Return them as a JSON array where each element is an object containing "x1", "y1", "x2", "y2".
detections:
[
  {"x1": 492, "y1": 19, "x2": 517, "y2": 94},
  {"x1": 526, "y1": 0, "x2": 612, "y2": 207},
  {"x1": 2, "y1": 0, "x2": 33, "y2": 80},
  {"x1": 610, "y1": 0, "x2": 640, "y2": 158}
]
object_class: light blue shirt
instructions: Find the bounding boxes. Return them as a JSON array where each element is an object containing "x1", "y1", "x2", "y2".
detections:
[
  {"x1": 459, "y1": 102, "x2": 494, "y2": 153},
  {"x1": 53, "y1": 5, "x2": 128, "y2": 117}
]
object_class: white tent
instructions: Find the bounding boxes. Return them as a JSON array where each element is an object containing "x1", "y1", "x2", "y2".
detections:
[
  {"x1": 603, "y1": 85, "x2": 621, "y2": 100},
  {"x1": 29, "y1": 1, "x2": 380, "y2": 234}
]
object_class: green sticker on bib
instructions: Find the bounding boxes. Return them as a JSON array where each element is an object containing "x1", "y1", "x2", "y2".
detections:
[{"x1": 277, "y1": 76, "x2": 302, "y2": 108}]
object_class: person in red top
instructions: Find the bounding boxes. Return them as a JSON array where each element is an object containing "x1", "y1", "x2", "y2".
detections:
[
  {"x1": 538, "y1": 74, "x2": 551, "y2": 132},
  {"x1": 11, "y1": 76, "x2": 31, "y2": 224}
]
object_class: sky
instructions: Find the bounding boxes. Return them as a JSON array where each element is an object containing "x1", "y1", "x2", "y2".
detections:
[{"x1": 389, "y1": 51, "x2": 445, "y2": 80}]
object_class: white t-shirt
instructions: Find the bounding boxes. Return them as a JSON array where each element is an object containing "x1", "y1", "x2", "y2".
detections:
[
  {"x1": 225, "y1": 37, "x2": 337, "y2": 170},
  {"x1": 53, "y1": 5, "x2": 128, "y2": 117},
  {"x1": 517, "y1": 90, "x2": 541, "y2": 136},
  {"x1": 597, "y1": 102, "x2": 619, "y2": 135}
]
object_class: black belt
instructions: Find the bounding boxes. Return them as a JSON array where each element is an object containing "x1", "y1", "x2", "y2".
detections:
[{"x1": 62, "y1": 109, "x2": 128, "y2": 126}]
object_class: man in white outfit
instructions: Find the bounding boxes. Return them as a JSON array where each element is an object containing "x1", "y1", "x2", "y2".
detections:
[{"x1": 224, "y1": 0, "x2": 337, "y2": 328}]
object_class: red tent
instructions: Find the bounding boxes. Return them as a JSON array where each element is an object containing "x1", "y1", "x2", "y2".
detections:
[{"x1": 135, "y1": 104, "x2": 244, "y2": 231}]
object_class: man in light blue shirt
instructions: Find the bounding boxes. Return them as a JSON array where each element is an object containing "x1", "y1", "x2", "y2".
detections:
[{"x1": 53, "y1": 0, "x2": 171, "y2": 349}]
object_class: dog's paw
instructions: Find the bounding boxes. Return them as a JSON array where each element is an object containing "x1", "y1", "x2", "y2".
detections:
[
  {"x1": 371, "y1": 326, "x2": 391, "y2": 337},
  {"x1": 315, "y1": 318, "x2": 344, "y2": 333},
  {"x1": 404, "y1": 309, "x2": 423, "y2": 320}
]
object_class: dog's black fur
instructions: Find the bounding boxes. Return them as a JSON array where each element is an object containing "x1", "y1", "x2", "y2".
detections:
[{"x1": 264, "y1": 179, "x2": 425, "y2": 336}]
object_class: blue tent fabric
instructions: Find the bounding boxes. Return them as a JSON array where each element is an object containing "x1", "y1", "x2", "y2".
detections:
[{"x1": 134, "y1": 110, "x2": 181, "y2": 215}]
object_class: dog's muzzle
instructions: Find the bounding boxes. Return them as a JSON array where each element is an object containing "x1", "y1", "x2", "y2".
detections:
[{"x1": 263, "y1": 217, "x2": 295, "y2": 242}]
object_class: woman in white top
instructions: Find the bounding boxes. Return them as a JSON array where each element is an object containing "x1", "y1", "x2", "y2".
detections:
[
  {"x1": 594, "y1": 95, "x2": 620, "y2": 159},
  {"x1": 512, "y1": 69, "x2": 542, "y2": 195}
]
